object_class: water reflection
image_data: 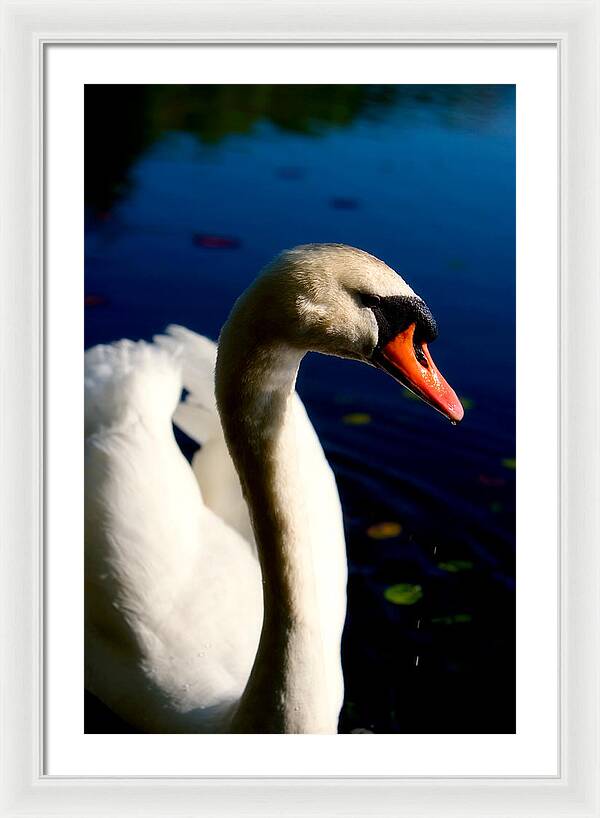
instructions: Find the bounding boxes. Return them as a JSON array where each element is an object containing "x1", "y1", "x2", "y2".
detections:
[
  {"x1": 85, "y1": 84, "x2": 516, "y2": 734},
  {"x1": 85, "y1": 84, "x2": 512, "y2": 213}
]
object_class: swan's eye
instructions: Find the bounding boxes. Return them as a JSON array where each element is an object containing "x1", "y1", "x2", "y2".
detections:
[{"x1": 359, "y1": 293, "x2": 381, "y2": 309}]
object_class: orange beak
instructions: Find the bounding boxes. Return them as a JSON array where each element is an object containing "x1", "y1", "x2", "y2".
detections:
[{"x1": 376, "y1": 322, "x2": 464, "y2": 423}]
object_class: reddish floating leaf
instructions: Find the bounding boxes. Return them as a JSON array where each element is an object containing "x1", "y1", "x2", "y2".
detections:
[
  {"x1": 479, "y1": 474, "x2": 506, "y2": 488},
  {"x1": 193, "y1": 233, "x2": 241, "y2": 249},
  {"x1": 84, "y1": 294, "x2": 108, "y2": 307},
  {"x1": 275, "y1": 166, "x2": 305, "y2": 180}
]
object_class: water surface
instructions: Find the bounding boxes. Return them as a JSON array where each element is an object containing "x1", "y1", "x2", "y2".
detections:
[{"x1": 85, "y1": 85, "x2": 515, "y2": 733}]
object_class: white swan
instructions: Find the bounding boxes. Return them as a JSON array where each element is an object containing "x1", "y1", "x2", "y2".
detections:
[{"x1": 85, "y1": 243, "x2": 463, "y2": 734}]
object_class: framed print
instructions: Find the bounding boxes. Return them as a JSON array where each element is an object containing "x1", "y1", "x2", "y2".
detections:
[
  {"x1": 1, "y1": 1, "x2": 599, "y2": 816},
  {"x1": 50, "y1": 44, "x2": 550, "y2": 774}
]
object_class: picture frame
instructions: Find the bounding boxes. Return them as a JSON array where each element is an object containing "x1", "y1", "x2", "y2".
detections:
[{"x1": 0, "y1": 0, "x2": 598, "y2": 815}]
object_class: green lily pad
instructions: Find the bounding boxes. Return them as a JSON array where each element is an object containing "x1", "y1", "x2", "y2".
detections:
[
  {"x1": 502, "y1": 457, "x2": 516, "y2": 470},
  {"x1": 342, "y1": 412, "x2": 371, "y2": 426},
  {"x1": 438, "y1": 559, "x2": 474, "y2": 573},
  {"x1": 431, "y1": 613, "x2": 472, "y2": 625},
  {"x1": 384, "y1": 583, "x2": 423, "y2": 605}
]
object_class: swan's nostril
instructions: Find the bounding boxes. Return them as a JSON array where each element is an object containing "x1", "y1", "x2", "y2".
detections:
[{"x1": 414, "y1": 344, "x2": 428, "y2": 368}]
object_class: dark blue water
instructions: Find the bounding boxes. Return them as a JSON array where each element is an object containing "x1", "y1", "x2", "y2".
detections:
[{"x1": 85, "y1": 85, "x2": 515, "y2": 734}]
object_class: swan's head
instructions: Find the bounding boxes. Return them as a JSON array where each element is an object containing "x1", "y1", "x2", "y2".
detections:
[{"x1": 226, "y1": 244, "x2": 463, "y2": 423}]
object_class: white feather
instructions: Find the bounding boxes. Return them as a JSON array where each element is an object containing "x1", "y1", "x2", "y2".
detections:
[{"x1": 85, "y1": 329, "x2": 345, "y2": 732}]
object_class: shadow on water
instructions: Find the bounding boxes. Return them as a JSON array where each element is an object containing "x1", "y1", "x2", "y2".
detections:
[{"x1": 85, "y1": 84, "x2": 516, "y2": 734}]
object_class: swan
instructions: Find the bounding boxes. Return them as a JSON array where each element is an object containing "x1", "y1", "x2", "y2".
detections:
[{"x1": 85, "y1": 243, "x2": 463, "y2": 734}]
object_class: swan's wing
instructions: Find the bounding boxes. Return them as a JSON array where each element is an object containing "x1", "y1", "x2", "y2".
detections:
[
  {"x1": 153, "y1": 324, "x2": 219, "y2": 443},
  {"x1": 154, "y1": 325, "x2": 255, "y2": 546},
  {"x1": 84, "y1": 339, "x2": 182, "y2": 439},
  {"x1": 85, "y1": 339, "x2": 262, "y2": 732},
  {"x1": 152, "y1": 326, "x2": 345, "y2": 715}
]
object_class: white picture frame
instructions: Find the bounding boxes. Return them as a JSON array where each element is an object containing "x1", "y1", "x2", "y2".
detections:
[{"x1": 1, "y1": 1, "x2": 598, "y2": 815}]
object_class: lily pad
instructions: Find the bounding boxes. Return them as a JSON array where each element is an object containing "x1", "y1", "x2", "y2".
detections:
[
  {"x1": 192, "y1": 233, "x2": 241, "y2": 249},
  {"x1": 431, "y1": 613, "x2": 472, "y2": 625},
  {"x1": 330, "y1": 196, "x2": 360, "y2": 210},
  {"x1": 342, "y1": 412, "x2": 371, "y2": 426},
  {"x1": 384, "y1": 583, "x2": 423, "y2": 606},
  {"x1": 479, "y1": 474, "x2": 506, "y2": 487},
  {"x1": 275, "y1": 166, "x2": 305, "y2": 180},
  {"x1": 367, "y1": 521, "x2": 402, "y2": 540},
  {"x1": 437, "y1": 559, "x2": 474, "y2": 573},
  {"x1": 84, "y1": 294, "x2": 108, "y2": 307}
]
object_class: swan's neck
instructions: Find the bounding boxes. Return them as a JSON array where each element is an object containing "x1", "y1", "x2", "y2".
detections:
[{"x1": 215, "y1": 319, "x2": 336, "y2": 733}]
